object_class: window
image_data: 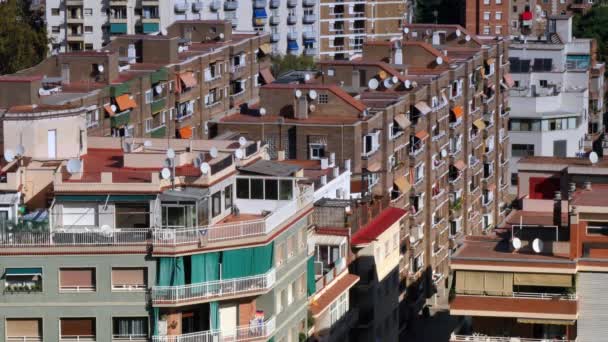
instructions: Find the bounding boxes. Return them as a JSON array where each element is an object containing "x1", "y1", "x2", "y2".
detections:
[
  {"x1": 587, "y1": 223, "x2": 608, "y2": 235},
  {"x1": 539, "y1": 79, "x2": 548, "y2": 88},
  {"x1": 113, "y1": 317, "x2": 148, "y2": 340},
  {"x1": 59, "y1": 268, "x2": 95, "y2": 292},
  {"x1": 52, "y1": 8, "x2": 60, "y2": 15},
  {"x1": 318, "y1": 94, "x2": 329, "y2": 104},
  {"x1": 251, "y1": 179, "x2": 264, "y2": 199},
  {"x1": 511, "y1": 144, "x2": 534, "y2": 157},
  {"x1": 265, "y1": 179, "x2": 278, "y2": 200},
  {"x1": 511, "y1": 173, "x2": 518, "y2": 186},
  {"x1": 362, "y1": 131, "x2": 381, "y2": 156},
  {"x1": 52, "y1": 26, "x2": 60, "y2": 33},
  {"x1": 495, "y1": 12, "x2": 502, "y2": 20},
  {"x1": 60, "y1": 318, "x2": 95, "y2": 340},
  {"x1": 111, "y1": 268, "x2": 146, "y2": 290},
  {"x1": 287, "y1": 234, "x2": 296, "y2": 257},
  {"x1": 483, "y1": 0, "x2": 489, "y2": 4},
  {"x1": 279, "y1": 179, "x2": 293, "y2": 200},
  {"x1": 4, "y1": 268, "x2": 43, "y2": 293},
  {"x1": 6, "y1": 319, "x2": 42, "y2": 341},
  {"x1": 483, "y1": 12, "x2": 490, "y2": 20},
  {"x1": 84, "y1": 8, "x2": 93, "y2": 15},
  {"x1": 86, "y1": 109, "x2": 99, "y2": 128},
  {"x1": 237, "y1": 178, "x2": 250, "y2": 199},
  {"x1": 211, "y1": 191, "x2": 222, "y2": 217},
  {"x1": 483, "y1": 26, "x2": 490, "y2": 35},
  {"x1": 495, "y1": 26, "x2": 502, "y2": 34},
  {"x1": 276, "y1": 289, "x2": 285, "y2": 313},
  {"x1": 84, "y1": 26, "x2": 93, "y2": 33},
  {"x1": 309, "y1": 143, "x2": 325, "y2": 159},
  {"x1": 224, "y1": 185, "x2": 233, "y2": 210}
]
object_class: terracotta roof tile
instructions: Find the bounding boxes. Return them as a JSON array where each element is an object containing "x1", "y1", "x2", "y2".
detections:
[
  {"x1": 261, "y1": 83, "x2": 367, "y2": 112},
  {"x1": 310, "y1": 273, "x2": 360, "y2": 316}
]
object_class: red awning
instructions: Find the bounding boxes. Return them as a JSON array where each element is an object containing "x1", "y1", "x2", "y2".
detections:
[
  {"x1": 454, "y1": 160, "x2": 466, "y2": 171},
  {"x1": 451, "y1": 106, "x2": 464, "y2": 119},
  {"x1": 521, "y1": 11, "x2": 533, "y2": 20},
  {"x1": 415, "y1": 130, "x2": 429, "y2": 140},
  {"x1": 179, "y1": 126, "x2": 193, "y2": 139},
  {"x1": 179, "y1": 72, "x2": 198, "y2": 88}
]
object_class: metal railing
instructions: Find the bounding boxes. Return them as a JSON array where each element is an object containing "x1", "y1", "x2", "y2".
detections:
[
  {"x1": 7, "y1": 338, "x2": 43, "y2": 342},
  {"x1": 458, "y1": 292, "x2": 576, "y2": 300},
  {"x1": 152, "y1": 268, "x2": 276, "y2": 304},
  {"x1": 451, "y1": 335, "x2": 574, "y2": 342},
  {"x1": 0, "y1": 228, "x2": 150, "y2": 247},
  {"x1": 152, "y1": 316, "x2": 275, "y2": 342}
]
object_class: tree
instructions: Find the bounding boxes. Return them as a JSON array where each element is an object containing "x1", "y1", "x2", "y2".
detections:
[
  {"x1": 0, "y1": 0, "x2": 48, "y2": 75},
  {"x1": 573, "y1": 6, "x2": 608, "y2": 64},
  {"x1": 270, "y1": 54, "x2": 316, "y2": 78},
  {"x1": 414, "y1": 0, "x2": 463, "y2": 25}
]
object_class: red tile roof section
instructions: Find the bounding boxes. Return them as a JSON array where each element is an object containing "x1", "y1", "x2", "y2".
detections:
[
  {"x1": 403, "y1": 41, "x2": 452, "y2": 64},
  {"x1": 351, "y1": 207, "x2": 407, "y2": 245},
  {"x1": 310, "y1": 273, "x2": 360, "y2": 316},
  {"x1": 262, "y1": 83, "x2": 367, "y2": 112}
]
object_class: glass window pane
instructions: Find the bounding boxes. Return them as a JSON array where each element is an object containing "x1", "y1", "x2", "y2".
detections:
[
  {"x1": 236, "y1": 178, "x2": 249, "y2": 199},
  {"x1": 279, "y1": 180, "x2": 293, "y2": 200},
  {"x1": 197, "y1": 198, "x2": 209, "y2": 226},
  {"x1": 224, "y1": 185, "x2": 233, "y2": 210},
  {"x1": 212, "y1": 191, "x2": 222, "y2": 217},
  {"x1": 251, "y1": 179, "x2": 264, "y2": 199},
  {"x1": 265, "y1": 179, "x2": 278, "y2": 200}
]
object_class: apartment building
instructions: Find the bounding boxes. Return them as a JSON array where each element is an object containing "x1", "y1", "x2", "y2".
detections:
[
  {"x1": 507, "y1": 15, "x2": 605, "y2": 194},
  {"x1": 318, "y1": 0, "x2": 411, "y2": 60},
  {"x1": 448, "y1": 156, "x2": 608, "y2": 341},
  {"x1": 0, "y1": 98, "x2": 367, "y2": 341},
  {"x1": 463, "y1": 0, "x2": 509, "y2": 36},
  {"x1": 0, "y1": 20, "x2": 272, "y2": 141}
]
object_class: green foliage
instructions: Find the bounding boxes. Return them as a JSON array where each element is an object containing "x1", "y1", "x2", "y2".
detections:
[
  {"x1": 270, "y1": 54, "x2": 316, "y2": 78},
  {"x1": 0, "y1": 0, "x2": 48, "y2": 75},
  {"x1": 298, "y1": 332, "x2": 307, "y2": 342},
  {"x1": 573, "y1": 6, "x2": 608, "y2": 64}
]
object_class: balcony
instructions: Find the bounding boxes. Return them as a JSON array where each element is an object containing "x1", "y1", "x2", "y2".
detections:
[
  {"x1": 269, "y1": 0, "x2": 280, "y2": 8},
  {"x1": 152, "y1": 268, "x2": 276, "y2": 306},
  {"x1": 287, "y1": 0, "x2": 297, "y2": 7},
  {"x1": 315, "y1": 257, "x2": 347, "y2": 293},
  {"x1": 303, "y1": 31, "x2": 316, "y2": 40},
  {"x1": 270, "y1": 33, "x2": 280, "y2": 42},
  {"x1": 303, "y1": 14, "x2": 316, "y2": 24},
  {"x1": 152, "y1": 316, "x2": 275, "y2": 342},
  {"x1": 224, "y1": 0, "x2": 238, "y2": 10},
  {"x1": 192, "y1": 1, "x2": 204, "y2": 11},
  {"x1": 303, "y1": 0, "x2": 315, "y2": 5},
  {"x1": 287, "y1": 14, "x2": 297, "y2": 25},
  {"x1": 287, "y1": 31, "x2": 298, "y2": 40},
  {"x1": 270, "y1": 15, "x2": 280, "y2": 25},
  {"x1": 304, "y1": 48, "x2": 317, "y2": 56},
  {"x1": 254, "y1": 0, "x2": 266, "y2": 8},
  {"x1": 174, "y1": 2, "x2": 187, "y2": 12}
]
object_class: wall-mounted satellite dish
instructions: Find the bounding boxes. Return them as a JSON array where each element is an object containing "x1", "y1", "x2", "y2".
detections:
[
  {"x1": 441, "y1": 149, "x2": 448, "y2": 158},
  {"x1": 161, "y1": 28, "x2": 168, "y2": 36},
  {"x1": 465, "y1": 35, "x2": 471, "y2": 42},
  {"x1": 15, "y1": 145, "x2": 25, "y2": 156},
  {"x1": 532, "y1": 238, "x2": 543, "y2": 254},
  {"x1": 308, "y1": 90, "x2": 318, "y2": 100},
  {"x1": 512, "y1": 237, "x2": 522, "y2": 251},
  {"x1": 304, "y1": 73, "x2": 311, "y2": 81},
  {"x1": 294, "y1": 89, "x2": 302, "y2": 98},
  {"x1": 391, "y1": 76, "x2": 399, "y2": 83},
  {"x1": 155, "y1": 85, "x2": 163, "y2": 94},
  {"x1": 219, "y1": 33, "x2": 225, "y2": 39},
  {"x1": 66, "y1": 159, "x2": 82, "y2": 174},
  {"x1": 3, "y1": 149, "x2": 14, "y2": 162},
  {"x1": 209, "y1": 147, "x2": 218, "y2": 158},
  {"x1": 455, "y1": 29, "x2": 462, "y2": 37},
  {"x1": 589, "y1": 151, "x2": 599, "y2": 164},
  {"x1": 143, "y1": 140, "x2": 152, "y2": 148},
  {"x1": 409, "y1": 235, "x2": 415, "y2": 244},
  {"x1": 403, "y1": 27, "x2": 409, "y2": 34},
  {"x1": 97, "y1": 65, "x2": 105, "y2": 73},
  {"x1": 235, "y1": 149, "x2": 244, "y2": 159},
  {"x1": 200, "y1": 162, "x2": 210, "y2": 174},
  {"x1": 404, "y1": 80, "x2": 411, "y2": 88},
  {"x1": 412, "y1": 81, "x2": 418, "y2": 88},
  {"x1": 238, "y1": 136, "x2": 247, "y2": 147},
  {"x1": 436, "y1": 56, "x2": 444, "y2": 65},
  {"x1": 161, "y1": 168, "x2": 171, "y2": 180},
  {"x1": 309, "y1": 104, "x2": 316, "y2": 112},
  {"x1": 110, "y1": 104, "x2": 117, "y2": 113},
  {"x1": 259, "y1": 107, "x2": 267, "y2": 116},
  {"x1": 368, "y1": 78, "x2": 379, "y2": 90},
  {"x1": 166, "y1": 148, "x2": 175, "y2": 159},
  {"x1": 383, "y1": 78, "x2": 392, "y2": 88}
]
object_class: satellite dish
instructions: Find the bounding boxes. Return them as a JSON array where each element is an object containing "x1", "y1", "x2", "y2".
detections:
[
  {"x1": 391, "y1": 76, "x2": 398, "y2": 83},
  {"x1": 193, "y1": 157, "x2": 202, "y2": 168},
  {"x1": 97, "y1": 65, "x2": 104, "y2": 73},
  {"x1": 163, "y1": 158, "x2": 173, "y2": 168},
  {"x1": 200, "y1": 162, "x2": 210, "y2": 174},
  {"x1": 383, "y1": 79, "x2": 392, "y2": 88},
  {"x1": 455, "y1": 29, "x2": 461, "y2": 37},
  {"x1": 143, "y1": 140, "x2": 152, "y2": 147},
  {"x1": 532, "y1": 238, "x2": 544, "y2": 254},
  {"x1": 219, "y1": 33, "x2": 225, "y2": 39},
  {"x1": 235, "y1": 149, "x2": 244, "y2": 159},
  {"x1": 166, "y1": 148, "x2": 175, "y2": 159},
  {"x1": 309, "y1": 104, "x2": 316, "y2": 112},
  {"x1": 210, "y1": 147, "x2": 218, "y2": 158},
  {"x1": 294, "y1": 89, "x2": 302, "y2": 98},
  {"x1": 441, "y1": 149, "x2": 448, "y2": 158},
  {"x1": 38, "y1": 88, "x2": 49, "y2": 96},
  {"x1": 15, "y1": 145, "x2": 25, "y2": 156},
  {"x1": 436, "y1": 57, "x2": 444, "y2": 65},
  {"x1": 368, "y1": 78, "x2": 379, "y2": 90},
  {"x1": 4, "y1": 149, "x2": 15, "y2": 162},
  {"x1": 465, "y1": 35, "x2": 471, "y2": 42},
  {"x1": 66, "y1": 159, "x2": 82, "y2": 174},
  {"x1": 161, "y1": 167, "x2": 171, "y2": 180},
  {"x1": 259, "y1": 107, "x2": 267, "y2": 116},
  {"x1": 304, "y1": 73, "x2": 311, "y2": 81},
  {"x1": 404, "y1": 80, "x2": 411, "y2": 88},
  {"x1": 308, "y1": 90, "x2": 318, "y2": 100},
  {"x1": 110, "y1": 104, "x2": 117, "y2": 113},
  {"x1": 512, "y1": 237, "x2": 522, "y2": 250},
  {"x1": 238, "y1": 136, "x2": 247, "y2": 147},
  {"x1": 403, "y1": 27, "x2": 409, "y2": 34},
  {"x1": 589, "y1": 152, "x2": 599, "y2": 164},
  {"x1": 155, "y1": 85, "x2": 163, "y2": 94},
  {"x1": 412, "y1": 81, "x2": 418, "y2": 88},
  {"x1": 161, "y1": 28, "x2": 168, "y2": 36},
  {"x1": 409, "y1": 235, "x2": 415, "y2": 244}
]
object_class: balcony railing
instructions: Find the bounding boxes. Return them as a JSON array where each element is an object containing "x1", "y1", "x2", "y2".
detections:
[
  {"x1": 152, "y1": 316, "x2": 275, "y2": 342},
  {"x1": 152, "y1": 268, "x2": 276, "y2": 305},
  {"x1": 0, "y1": 228, "x2": 150, "y2": 247}
]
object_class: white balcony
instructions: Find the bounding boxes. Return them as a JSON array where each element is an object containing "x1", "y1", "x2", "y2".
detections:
[
  {"x1": 174, "y1": 2, "x2": 187, "y2": 12},
  {"x1": 152, "y1": 268, "x2": 276, "y2": 305},
  {"x1": 224, "y1": 1, "x2": 238, "y2": 10},
  {"x1": 152, "y1": 316, "x2": 275, "y2": 342}
]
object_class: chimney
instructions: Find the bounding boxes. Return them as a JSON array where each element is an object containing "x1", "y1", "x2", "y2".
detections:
[
  {"x1": 569, "y1": 205, "x2": 580, "y2": 259},
  {"x1": 553, "y1": 191, "x2": 562, "y2": 228},
  {"x1": 329, "y1": 152, "x2": 336, "y2": 166},
  {"x1": 321, "y1": 175, "x2": 327, "y2": 186},
  {"x1": 294, "y1": 96, "x2": 309, "y2": 120},
  {"x1": 568, "y1": 182, "x2": 576, "y2": 200},
  {"x1": 332, "y1": 167, "x2": 340, "y2": 178}
]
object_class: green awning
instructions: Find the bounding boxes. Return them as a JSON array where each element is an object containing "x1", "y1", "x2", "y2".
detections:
[
  {"x1": 142, "y1": 22, "x2": 160, "y2": 33},
  {"x1": 150, "y1": 126, "x2": 166, "y2": 138},
  {"x1": 221, "y1": 243, "x2": 274, "y2": 279},
  {"x1": 150, "y1": 68, "x2": 169, "y2": 84},
  {"x1": 55, "y1": 195, "x2": 157, "y2": 202},
  {"x1": 110, "y1": 83, "x2": 130, "y2": 97},
  {"x1": 151, "y1": 98, "x2": 166, "y2": 113},
  {"x1": 307, "y1": 256, "x2": 316, "y2": 296},
  {"x1": 5, "y1": 268, "x2": 42, "y2": 276},
  {"x1": 110, "y1": 23, "x2": 128, "y2": 34},
  {"x1": 111, "y1": 111, "x2": 131, "y2": 128}
]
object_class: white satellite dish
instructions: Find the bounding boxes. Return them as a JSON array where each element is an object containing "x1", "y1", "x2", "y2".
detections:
[
  {"x1": 412, "y1": 81, "x2": 418, "y2": 88},
  {"x1": 404, "y1": 80, "x2": 411, "y2": 88},
  {"x1": 110, "y1": 104, "x2": 117, "y2": 113},
  {"x1": 235, "y1": 149, "x2": 244, "y2": 159},
  {"x1": 455, "y1": 29, "x2": 461, "y2": 37},
  {"x1": 15, "y1": 145, "x2": 25, "y2": 156},
  {"x1": 589, "y1": 152, "x2": 599, "y2": 164},
  {"x1": 66, "y1": 159, "x2": 82, "y2": 174},
  {"x1": 38, "y1": 88, "x2": 49, "y2": 96},
  {"x1": 100, "y1": 224, "x2": 113, "y2": 237},
  {"x1": 436, "y1": 56, "x2": 444, "y2": 65},
  {"x1": 4, "y1": 149, "x2": 15, "y2": 162},
  {"x1": 308, "y1": 90, "x2": 318, "y2": 100},
  {"x1": 219, "y1": 33, "x2": 225, "y2": 39},
  {"x1": 391, "y1": 76, "x2": 398, "y2": 83},
  {"x1": 193, "y1": 157, "x2": 202, "y2": 168},
  {"x1": 368, "y1": 78, "x2": 379, "y2": 90},
  {"x1": 166, "y1": 148, "x2": 175, "y2": 159},
  {"x1": 200, "y1": 162, "x2": 210, "y2": 174},
  {"x1": 512, "y1": 237, "x2": 522, "y2": 250},
  {"x1": 465, "y1": 35, "x2": 471, "y2": 42},
  {"x1": 143, "y1": 140, "x2": 152, "y2": 148},
  {"x1": 294, "y1": 89, "x2": 302, "y2": 98},
  {"x1": 304, "y1": 73, "x2": 311, "y2": 81},
  {"x1": 259, "y1": 107, "x2": 267, "y2": 116},
  {"x1": 532, "y1": 238, "x2": 543, "y2": 254},
  {"x1": 403, "y1": 27, "x2": 409, "y2": 34},
  {"x1": 209, "y1": 147, "x2": 218, "y2": 158},
  {"x1": 155, "y1": 85, "x2": 163, "y2": 94},
  {"x1": 441, "y1": 149, "x2": 448, "y2": 158},
  {"x1": 161, "y1": 28, "x2": 168, "y2": 36},
  {"x1": 383, "y1": 79, "x2": 392, "y2": 88},
  {"x1": 309, "y1": 104, "x2": 316, "y2": 112},
  {"x1": 238, "y1": 136, "x2": 247, "y2": 147},
  {"x1": 161, "y1": 167, "x2": 171, "y2": 180},
  {"x1": 97, "y1": 65, "x2": 104, "y2": 73}
]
